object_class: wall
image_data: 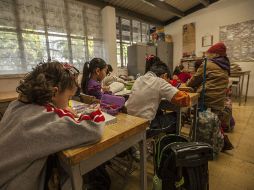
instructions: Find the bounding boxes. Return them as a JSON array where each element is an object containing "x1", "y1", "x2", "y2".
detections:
[{"x1": 164, "y1": 0, "x2": 254, "y2": 96}]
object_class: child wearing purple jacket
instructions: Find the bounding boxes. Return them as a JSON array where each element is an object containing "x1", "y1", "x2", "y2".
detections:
[{"x1": 81, "y1": 58, "x2": 108, "y2": 99}]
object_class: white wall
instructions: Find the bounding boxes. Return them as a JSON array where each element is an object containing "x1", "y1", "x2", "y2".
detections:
[{"x1": 164, "y1": 0, "x2": 254, "y2": 96}]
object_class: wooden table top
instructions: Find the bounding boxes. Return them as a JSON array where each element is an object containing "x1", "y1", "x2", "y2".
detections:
[
  {"x1": 59, "y1": 113, "x2": 149, "y2": 165},
  {"x1": 0, "y1": 91, "x2": 18, "y2": 103}
]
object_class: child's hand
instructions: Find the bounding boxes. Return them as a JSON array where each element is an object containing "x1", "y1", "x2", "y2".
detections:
[
  {"x1": 102, "y1": 86, "x2": 110, "y2": 92},
  {"x1": 89, "y1": 103, "x2": 100, "y2": 110}
]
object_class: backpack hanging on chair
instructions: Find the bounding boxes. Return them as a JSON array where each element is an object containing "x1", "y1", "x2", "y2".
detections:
[{"x1": 196, "y1": 58, "x2": 224, "y2": 157}]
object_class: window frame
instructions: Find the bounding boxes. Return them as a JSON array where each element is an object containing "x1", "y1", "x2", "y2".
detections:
[{"x1": 116, "y1": 16, "x2": 155, "y2": 67}]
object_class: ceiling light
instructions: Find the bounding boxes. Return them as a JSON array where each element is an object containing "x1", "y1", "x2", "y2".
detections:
[{"x1": 141, "y1": 0, "x2": 156, "y2": 7}]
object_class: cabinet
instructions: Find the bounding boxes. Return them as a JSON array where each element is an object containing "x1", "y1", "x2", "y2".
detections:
[
  {"x1": 127, "y1": 44, "x2": 156, "y2": 76},
  {"x1": 157, "y1": 41, "x2": 173, "y2": 74},
  {"x1": 127, "y1": 42, "x2": 173, "y2": 76}
]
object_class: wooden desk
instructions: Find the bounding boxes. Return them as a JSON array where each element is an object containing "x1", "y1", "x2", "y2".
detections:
[
  {"x1": 178, "y1": 83, "x2": 194, "y2": 93},
  {"x1": 59, "y1": 113, "x2": 149, "y2": 190},
  {"x1": 230, "y1": 71, "x2": 251, "y2": 106},
  {"x1": 161, "y1": 93, "x2": 199, "y2": 141},
  {"x1": 0, "y1": 91, "x2": 18, "y2": 103},
  {"x1": 0, "y1": 92, "x2": 18, "y2": 120}
]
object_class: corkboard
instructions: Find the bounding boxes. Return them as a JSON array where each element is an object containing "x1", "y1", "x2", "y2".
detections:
[
  {"x1": 220, "y1": 20, "x2": 254, "y2": 62},
  {"x1": 183, "y1": 23, "x2": 196, "y2": 56}
]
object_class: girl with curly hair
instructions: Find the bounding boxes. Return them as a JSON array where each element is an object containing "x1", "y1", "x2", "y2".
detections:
[{"x1": 0, "y1": 61, "x2": 105, "y2": 190}]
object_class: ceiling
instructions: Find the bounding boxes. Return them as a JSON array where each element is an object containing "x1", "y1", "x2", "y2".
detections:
[{"x1": 79, "y1": 0, "x2": 219, "y2": 26}]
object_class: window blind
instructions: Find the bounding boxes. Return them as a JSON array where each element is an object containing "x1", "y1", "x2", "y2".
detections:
[{"x1": 0, "y1": 0, "x2": 104, "y2": 74}]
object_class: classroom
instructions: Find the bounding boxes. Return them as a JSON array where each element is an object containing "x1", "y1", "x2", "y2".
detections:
[{"x1": 0, "y1": 0, "x2": 253, "y2": 189}]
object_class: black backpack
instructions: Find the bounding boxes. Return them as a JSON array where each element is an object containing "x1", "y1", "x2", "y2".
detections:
[
  {"x1": 85, "y1": 164, "x2": 111, "y2": 190},
  {"x1": 153, "y1": 135, "x2": 213, "y2": 190}
]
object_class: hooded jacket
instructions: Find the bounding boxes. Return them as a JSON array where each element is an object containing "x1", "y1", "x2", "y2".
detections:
[{"x1": 187, "y1": 58, "x2": 229, "y2": 111}]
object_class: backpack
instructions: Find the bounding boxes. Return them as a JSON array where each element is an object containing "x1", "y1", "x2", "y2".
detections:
[
  {"x1": 197, "y1": 110, "x2": 224, "y2": 157},
  {"x1": 85, "y1": 164, "x2": 111, "y2": 190},
  {"x1": 153, "y1": 134, "x2": 213, "y2": 190},
  {"x1": 221, "y1": 97, "x2": 235, "y2": 132},
  {"x1": 100, "y1": 94, "x2": 125, "y2": 115}
]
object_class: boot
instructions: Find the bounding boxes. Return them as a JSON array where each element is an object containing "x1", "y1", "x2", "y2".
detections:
[{"x1": 222, "y1": 135, "x2": 234, "y2": 151}]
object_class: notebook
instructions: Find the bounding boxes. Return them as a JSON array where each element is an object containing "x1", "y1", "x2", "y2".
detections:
[{"x1": 69, "y1": 100, "x2": 117, "y2": 125}]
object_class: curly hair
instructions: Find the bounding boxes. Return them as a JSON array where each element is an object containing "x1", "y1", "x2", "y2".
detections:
[{"x1": 16, "y1": 61, "x2": 79, "y2": 105}]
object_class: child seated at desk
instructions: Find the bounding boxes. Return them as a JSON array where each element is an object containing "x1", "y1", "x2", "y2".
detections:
[
  {"x1": 0, "y1": 61, "x2": 105, "y2": 190},
  {"x1": 172, "y1": 64, "x2": 192, "y2": 83},
  {"x1": 186, "y1": 42, "x2": 233, "y2": 151},
  {"x1": 126, "y1": 62, "x2": 190, "y2": 133},
  {"x1": 81, "y1": 58, "x2": 109, "y2": 99},
  {"x1": 145, "y1": 54, "x2": 161, "y2": 73}
]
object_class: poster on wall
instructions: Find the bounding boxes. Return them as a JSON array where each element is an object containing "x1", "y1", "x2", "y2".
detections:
[
  {"x1": 220, "y1": 20, "x2": 254, "y2": 62},
  {"x1": 182, "y1": 23, "x2": 196, "y2": 57}
]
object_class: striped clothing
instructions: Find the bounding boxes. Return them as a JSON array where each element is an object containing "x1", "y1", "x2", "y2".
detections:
[{"x1": 0, "y1": 100, "x2": 105, "y2": 190}]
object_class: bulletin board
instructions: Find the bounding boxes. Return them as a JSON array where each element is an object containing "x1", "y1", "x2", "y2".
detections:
[
  {"x1": 219, "y1": 20, "x2": 254, "y2": 62},
  {"x1": 183, "y1": 23, "x2": 196, "y2": 56}
]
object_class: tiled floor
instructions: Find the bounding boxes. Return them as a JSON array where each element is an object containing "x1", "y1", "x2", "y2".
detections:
[{"x1": 110, "y1": 98, "x2": 254, "y2": 190}]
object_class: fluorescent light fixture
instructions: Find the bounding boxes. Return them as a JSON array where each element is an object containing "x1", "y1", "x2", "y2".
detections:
[{"x1": 141, "y1": 0, "x2": 156, "y2": 7}]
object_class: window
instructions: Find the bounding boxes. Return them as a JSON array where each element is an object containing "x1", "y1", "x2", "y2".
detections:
[
  {"x1": 116, "y1": 16, "x2": 155, "y2": 67},
  {"x1": 0, "y1": 0, "x2": 104, "y2": 74}
]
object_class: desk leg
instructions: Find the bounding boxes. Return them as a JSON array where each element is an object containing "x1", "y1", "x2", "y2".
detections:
[
  {"x1": 139, "y1": 132, "x2": 147, "y2": 190},
  {"x1": 70, "y1": 165, "x2": 83, "y2": 190},
  {"x1": 191, "y1": 104, "x2": 198, "y2": 142},
  {"x1": 176, "y1": 107, "x2": 181, "y2": 135},
  {"x1": 239, "y1": 75, "x2": 244, "y2": 106},
  {"x1": 238, "y1": 76, "x2": 241, "y2": 105},
  {"x1": 245, "y1": 74, "x2": 250, "y2": 104}
]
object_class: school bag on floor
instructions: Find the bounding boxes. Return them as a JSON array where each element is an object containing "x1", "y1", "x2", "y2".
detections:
[
  {"x1": 221, "y1": 97, "x2": 235, "y2": 132},
  {"x1": 196, "y1": 58, "x2": 224, "y2": 157},
  {"x1": 153, "y1": 134, "x2": 213, "y2": 190},
  {"x1": 197, "y1": 110, "x2": 224, "y2": 156}
]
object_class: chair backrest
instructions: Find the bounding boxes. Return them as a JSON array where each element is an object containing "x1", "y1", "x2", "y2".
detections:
[{"x1": 178, "y1": 86, "x2": 194, "y2": 93}]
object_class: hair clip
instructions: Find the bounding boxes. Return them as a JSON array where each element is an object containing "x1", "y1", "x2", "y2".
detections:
[
  {"x1": 145, "y1": 55, "x2": 155, "y2": 61},
  {"x1": 62, "y1": 63, "x2": 79, "y2": 76}
]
